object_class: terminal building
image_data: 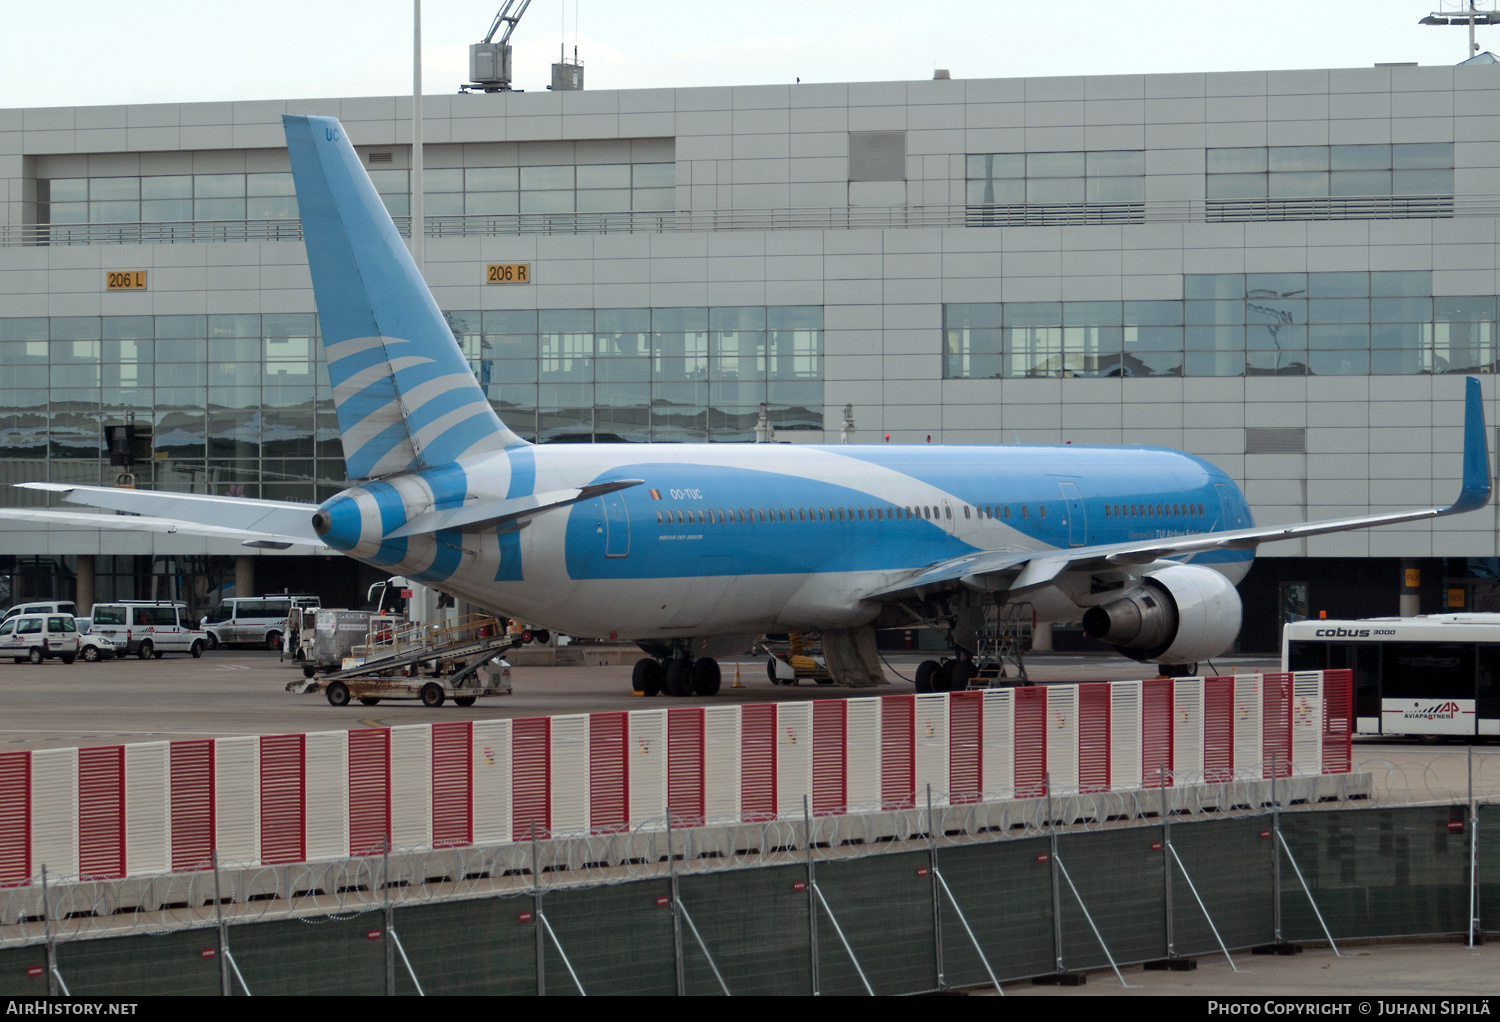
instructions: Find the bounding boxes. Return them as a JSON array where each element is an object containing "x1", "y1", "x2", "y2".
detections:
[{"x1": 1, "y1": 60, "x2": 1498, "y2": 649}]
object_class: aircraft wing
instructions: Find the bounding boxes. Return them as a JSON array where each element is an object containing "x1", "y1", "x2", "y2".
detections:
[
  {"x1": 0, "y1": 483, "x2": 326, "y2": 551},
  {"x1": 867, "y1": 376, "x2": 1492, "y2": 601}
]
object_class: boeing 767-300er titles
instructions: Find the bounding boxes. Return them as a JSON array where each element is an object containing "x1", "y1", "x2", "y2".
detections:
[{"x1": 3, "y1": 115, "x2": 1490, "y2": 696}]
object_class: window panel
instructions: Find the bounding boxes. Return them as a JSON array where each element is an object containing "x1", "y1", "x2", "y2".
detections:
[
  {"x1": 422, "y1": 168, "x2": 465, "y2": 193},
  {"x1": 90, "y1": 178, "x2": 139, "y2": 201},
  {"x1": 1330, "y1": 170, "x2": 1391, "y2": 196},
  {"x1": 466, "y1": 167, "x2": 519, "y2": 192},
  {"x1": 1268, "y1": 171, "x2": 1328, "y2": 198},
  {"x1": 1392, "y1": 168, "x2": 1454, "y2": 194},
  {"x1": 521, "y1": 165, "x2": 575, "y2": 190},
  {"x1": 1124, "y1": 325, "x2": 1183, "y2": 351},
  {"x1": 1393, "y1": 143, "x2": 1453, "y2": 170},
  {"x1": 578, "y1": 164, "x2": 631, "y2": 189},
  {"x1": 1308, "y1": 273, "x2": 1368, "y2": 299},
  {"x1": 1026, "y1": 177, "x2": 1085, "y2": 204},
  {"x1": 1026, "y1": 152, "x2": 1084, "y2": 177},
  {"x1": 247, "y1": 196, "x2": 298, "y2": 219},
  {"x1": 194, "y1": 198, "x2": 245, "y2": 220},
  {"x1": 89, "y1": 201, "x2": 139, "y2": 222},
  {"x1": 423, "y1": 193, "x2": 464, "y2": 216},
  {"x1": 141, "y1": 199, "x2": 192, "y2": 221},
  {"x1": 1372, "y1": 297, "x2": 1433, "y2": 323},
  {"x1": 1372, "y1": 271, "x2": 1433, "y2": 297},
  {"x1": 1206, "y1": 173, "x2": 1267, "y2": 199},
  {"x1": 1185, "y1": 325, "x2": 1245, "y2": 351},
  {"x1": 1309, "y1": 299, "x2": 1370, "y2": 323},
  {"x1": 1086, "y1": 176, "x2": 1144, "y2": 202},
  {"x1": 578, "y1": 189, "x2": 632, "y2": 212},
  {"x1": 1309, "y1": 324, "x2": 1369, "y2": 349},
  {"x1": 50, "y1": 317, "x2": 101, "y2": 341},
  {"x1": 1183, "y1": 351, "x2": 1244, "y2": 377},
  {"x1": 967, "y1": 178, "x2": 1026, "y2": 204},
  {"x1": 1308, "y1": 350, "x2": 1370, "y2": 375},
  {"x1": 631, "y1": 188, "x2": 675, "y2": 211},
  {"x1": 247, "y1": 173, "x2": 295, "y2": 197},
  {"x1": 366, "y1": 169, "x2": 410, "y2": 193},
  {"x1": 1331, "y1": 145, "x2": 1391, "y2": 171},
  {"x1": 466, "y1": 191, "x2": 519, "y2": 215},
  {"x1": 195, "y1": 174, "x2": 245, "y2": 198},
  {"x1": 103, "y1": 315, "x2": 153, "y2": 341},
  {"x1": 47, "y1": 179, "x2": 87, "y2": 203},
  {"x1": 520, "y1": 190, "x2": 574, "y2": 214},
  {"x1": 1269, "y1": 146, "x2": 1329, "y2": 172},
  {"x1": 1245, "y1": 350, "x2": 1308, "y2": 375},
  {"x1": 632, "y1": 163, "x2": 676, "y2": 188},
  {"x1": 141, "y1": 176, "x2": 192, "y2": 200}
]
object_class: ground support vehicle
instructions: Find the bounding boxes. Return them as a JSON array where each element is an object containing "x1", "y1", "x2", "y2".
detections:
[
  {"x1": 286, "y1": 614, "x2": 517, "y2": 708},
  {"x1": 296, "y1": 609, "x2": 375, "y2": 677},
  {"x1": 78, "y1": 633, "x2": 122, "y2": 662},
  {"x1": 202, "y1": 594, "x2": 319, "y2": 650},
  {"x1": 764, "y1": 633, "x2": 833, "y2": 685},
  {"x1": 88, "y1": 602, "x2": 207, "y2": 659},
  {"x1": 0, "y1": 613, "x2": 80, "y2": 664}
]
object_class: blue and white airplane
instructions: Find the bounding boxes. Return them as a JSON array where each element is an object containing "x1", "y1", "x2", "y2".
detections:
[{"x1": 7, "y1": 115, "x2": 1492, "y2": 695}]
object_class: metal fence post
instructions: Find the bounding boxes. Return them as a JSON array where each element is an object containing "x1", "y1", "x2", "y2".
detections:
[
  {"x1": 384, "y1": 839, "x2": 395, "y2": 996},
  {"x1": 1047, "y1": 773, "x2": 1063, "y2": 975},
  {"x1": 805, "y1": 795, "x2": 819, "y2": 996},
  {"x1": 1161, "y1": 766, "x2": 1173, "y2": 959},
  {"x1": 1272, "y1": 752, "x2": 1282, "y2": 944},
  {"x1": 668, "y1": 813, "x2": 685, "y2": 996},
  {"x1": 41, "y1": 865, "x2": 57, "y2": 997},
  {"x1": 1470, "y1": 746, "x2": 1479, "y2": 948},
  {"x1": 213, "y1": 850, "x2": 230, "y2": 997},
  {"x1": 927, "y1": 784, "x2": 944, "y2": 991},
  {"x1": 532, "y1": 822, "x2": 545, "y2": 996}
]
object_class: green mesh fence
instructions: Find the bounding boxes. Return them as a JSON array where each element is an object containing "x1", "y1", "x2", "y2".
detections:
[
  {"x1": 932, "y1": 835, "x2": 1055, "y2": 984},
  {"x1": 1278, "y1": 807, "x2": 1470, "y2": 941},
  {"x1": 539, "y1": 880, "x2": 677, "y2": 995},
  {"x1": 0, "y1": 945, "x2": 48, "y2": 996},
  {"x1": 8, "y1": 801, "x2": 1500, "y2": 995},
  {"x1": 1168, "y1": 815, "x2": 1275, "y2": 955},
  {"x1": 678, "y1": 863, "x2": 811, "y2": 996},
  {"x1": 1478, "y1": 803, "x2": 1500, "y2": 933},
  {"x1": 1054, "y1": 828, "x2": 1167, "y2": 972},
  {"x1": 225, "y1": 912, "x2": 386, "y2": 996},
  {"x1": 392, "y1": 894, "x2": 537, "y2": 996},
  {"x1": 54, "y1": 928, "x2": 224, "y2": 996},
  {"x1": 812, "y1": 850, "x2": 937, "y2": 995}
]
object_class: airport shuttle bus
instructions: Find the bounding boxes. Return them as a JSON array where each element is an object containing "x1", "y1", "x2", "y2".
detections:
[{"x1": 1282, "y1": 614, "x2": 1500, "y2": 739}]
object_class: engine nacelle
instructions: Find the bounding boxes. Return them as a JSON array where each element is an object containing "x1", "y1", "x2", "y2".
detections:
[{"x1": 1080, "y1": 564, "x2": 1242, "y2": 666}]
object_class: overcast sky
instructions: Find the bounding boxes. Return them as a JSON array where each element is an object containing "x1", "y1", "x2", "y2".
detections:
[{"x1": 4, "y1": 1, "x2": 1497, "y2": 109}]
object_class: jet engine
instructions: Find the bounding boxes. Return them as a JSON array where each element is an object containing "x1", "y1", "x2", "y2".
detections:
[{"x1": 1079, "y1": 564, "x2": 1242, "y2": 665}]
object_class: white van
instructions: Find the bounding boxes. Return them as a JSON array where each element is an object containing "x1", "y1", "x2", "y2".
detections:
[
  {"x1": 88, "y1": 601, "x2": 207, "y2": 659},
  {"x1": 0, "y1": 613, "x2": 80, "y2": 664},
  {"x1": 1, "y1": 601, "x2": 78, "y2": 623},
  {"x1": 200, "y1": 595, "x2": 319, "y2": 650}
]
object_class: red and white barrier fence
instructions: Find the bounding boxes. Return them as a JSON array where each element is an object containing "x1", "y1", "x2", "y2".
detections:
[{"x1": 0, "y1": 670, "x2": 1351, "y2": 884}]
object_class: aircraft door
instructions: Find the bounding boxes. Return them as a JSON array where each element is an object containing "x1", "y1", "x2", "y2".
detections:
[
  {"x1": 1059, "y1": 482, "x2": 1086, "y2": 547},
  {"x1": 603, "y1": 491, "x2": 630, "y2": 558},
  {"x1": 941, "y1": 499, "x2": 956, "y2": 536}
]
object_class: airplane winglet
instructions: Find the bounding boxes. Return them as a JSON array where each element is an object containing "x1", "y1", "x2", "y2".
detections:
[{"x1": 1446, "y1": 376, "x2": 1491, "y2": 515}]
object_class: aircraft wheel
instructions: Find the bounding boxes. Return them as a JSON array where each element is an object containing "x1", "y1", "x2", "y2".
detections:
[
  {"x1": 664, "y1": 658, "x2": 692, "y2": 697},
  {"x1": 948, "y1": 660, "x2": 974, "y2": 691},
  {"x1": 914, "y1": 659, "x2": 941, "y2": 693},
  {"x1": 691, "y1": 658, "x2": 721, "y2": 696},
  {"x1": 633, "y1": 657, "x2": 662, "y2": 697}
]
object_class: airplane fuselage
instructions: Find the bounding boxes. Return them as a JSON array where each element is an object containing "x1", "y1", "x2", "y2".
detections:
[{"x1": 315, "y1": 441, "x2": 1255, "y2": 642}]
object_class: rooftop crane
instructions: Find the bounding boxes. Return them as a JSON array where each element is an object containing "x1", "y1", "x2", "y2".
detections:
[{"x1": 460, "y1": 0, "x2": 533, "y2": 93}]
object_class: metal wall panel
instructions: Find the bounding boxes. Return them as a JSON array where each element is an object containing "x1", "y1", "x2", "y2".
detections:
[
  {"x1": 303, "y1": 730, "x2": 348, "y2": 862},
  {"x1": 628, "y1": 709, "x2": 665, "y2": 828},
  {"x1": 811, "y1": 700, "x2": 847, "y2": 816},
  {"x1": 30, "y1": 749, "x2": 76, "y2": 882},
  {"x1": 1141, "y1": 680, "x2": 1173, "y2": 788},
  {"x1": 258, "y1": 734, "x2": 304, "y2": 865},
  {"x1": 1172, "y1": 678, "x2": 1205, "y2": 784},
  {"x1": 1109, "y1": 681, "x2": 1142, "y2": 792},
  {"x1": 981, "y1": 689, "x2": 1013, "y2": 800},
  {"x1": 1077, "y1": 683, "x2": 1110, "y2": 794},
  {"x1": 1291, "y1": 671, "x2": 1325, "y2": 777},
  {"x1": 1233, "y1": 673, "x2": 1264, "y2": 780},
  {"x1": 776, "y1": 703, "x2": 812, "y2": 820},
  {"x1": 1046, "y1": 685, "x2": 1079, "y2": 797},
  {"x1": 79, "y1": 746, "x2": 125, "y2": 880},
  {"x1": 123, "y1": 742, "x2": 168, "y2": 877},
  {"x1": 739, "y1": 704, "x2": 776, "y2": 822},
  {"x1": 0, "y1": 752, "x2": 29, "y2": 885},
  {"x1": 667, "y1": 708, "x2": 705, "y2": 828},
  {"x1": 548, "y1": 715, "x2": 588, "y2": 836},
  {"x1": 703, "y1": 706, "x2": 740, "y2": 825},
  {"x1": 168, "y1": 741, "x2": 214, "y2": 874},
  {"x1": 1203, "y1": 677, "x2": 1234, "y2": 783},
  {"x1": 1262, "y1": 672, "x2": 1292, "y2": 779},
  {"x1": 432, "y1": 722, "x2": 473, "y2": 847},
  {"x1": 948, "y1": 692, "x2": 982, "y2": 805},
  {"x1": 880, "y1": 695, "x2": 915, "y2": 810},
  {"x1": 511, "y1": 716, "x2": 550, "y2": 841},
  {"x1": 588, "y1": 712, "x2": 628, "y2": 833},
  {"x1": 390, "y1": 725, "x2": 432, "y2": 852},
  {"x1": 213, "y1": 737, "x2": 257, "y2": 867},
  {"x1": 1013, "y1": 686, "x2": 1047, "y2": 798},
  {"x1": 914, "y1": 693, "x2": 950, "y2": 806},
  {"x1": 844, "y1": 698, "x2": 881, "y2": 811},
  {"x1": 1321, "y1": 669, "x2": 1353, "y2": 775},
  {"x1": 471, "y1": 719, "x2": 511, "y2": 846},
  {"x1": 347, "y1": 728, "x2": 390, "y2": 857}
]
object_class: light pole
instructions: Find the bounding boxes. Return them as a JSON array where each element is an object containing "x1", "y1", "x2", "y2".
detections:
[{"x1": 1420, "y1": 2, "x2": 1500, "y2": 60}]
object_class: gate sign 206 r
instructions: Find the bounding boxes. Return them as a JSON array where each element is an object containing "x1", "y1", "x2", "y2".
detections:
[
  {"x1": 106, "y1": 270, "x2": 147, "y2": 290},
  {"x1": 485, "y1": 263, "x2": 531, "y2": 284}
]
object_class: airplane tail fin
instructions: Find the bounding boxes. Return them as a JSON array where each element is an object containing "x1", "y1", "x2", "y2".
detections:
[{"x1": 283, "y1": 115, "x2": 527, "y2": 482}]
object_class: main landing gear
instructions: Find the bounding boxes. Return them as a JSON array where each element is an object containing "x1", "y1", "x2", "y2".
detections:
[
  {"x1": 914, "y1": 656, "x2": 974, "y2": 693},
  {"x1": 632, "y1": 652, "x2": 721, "y2": 697}
]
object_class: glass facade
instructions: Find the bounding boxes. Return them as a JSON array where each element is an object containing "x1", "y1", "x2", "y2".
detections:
[
  {"x1": 944, "y1": 272, "x2": 1496, "y2": 379},
  {"x1": 1206, "y1": 144, "x2": 1454, "y2": 199},
  {"x1": 966, "y1": 151, "x2": 1146, "y2": 205},
  {"x1": 0, "y1": 307, "x2": 823, "y2": 503},
  {"x1": 41, "y1": 163, "x2": 675, "y2": 226}
]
